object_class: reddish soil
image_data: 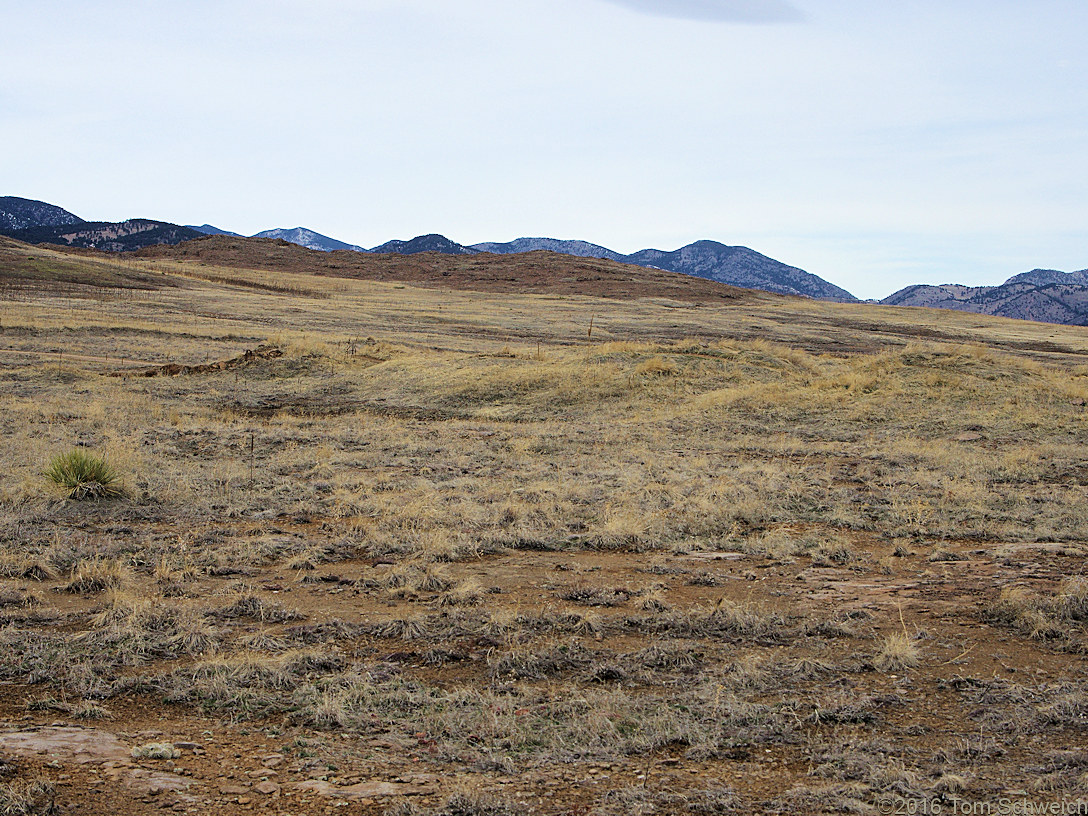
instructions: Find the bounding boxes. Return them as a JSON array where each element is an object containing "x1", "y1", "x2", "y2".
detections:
[
  {"x1": 4, "y1": 529, "x2": 1086, "y2": 814},
  {"x1": 133, "y1": 236, "x2": 763, "y2": 304}
]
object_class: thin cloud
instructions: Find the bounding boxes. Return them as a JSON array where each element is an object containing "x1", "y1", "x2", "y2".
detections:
[{"x1": 599, "y1": 0, "x2": 804, "y2": 23}]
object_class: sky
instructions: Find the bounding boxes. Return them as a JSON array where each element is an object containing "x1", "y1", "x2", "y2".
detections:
[{"x1": 2, "y1": 0, "x2": 1086, "y2": 300}]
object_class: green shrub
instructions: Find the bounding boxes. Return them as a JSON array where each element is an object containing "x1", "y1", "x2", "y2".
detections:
[{"x1": 44, "y1": 449, "x2": 124, "y2": 500}]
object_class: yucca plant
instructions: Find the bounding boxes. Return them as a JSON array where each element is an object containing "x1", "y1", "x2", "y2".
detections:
[{"x1": 44, "y1": 449, "x2": 124, "y2": 500}]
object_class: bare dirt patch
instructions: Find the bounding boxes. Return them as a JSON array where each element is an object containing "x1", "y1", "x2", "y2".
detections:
[{"x1": 115, "y1": 343, "x2": 284, "y2": 378}]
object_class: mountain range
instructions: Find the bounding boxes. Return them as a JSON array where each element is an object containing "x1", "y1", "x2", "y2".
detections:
[
  {"x1": 0, "y1": 196, "x2": 853, "y2": 302},
  {"x1": 186, "y1": 227, "x2": 851, "y2": 301},
  {"x1": 0, "y1": 197, "x2": 206, "y2": 251},
  {"x1": 881, "y1": 269, "x2": 1088, "y2": 325},
  {"x1": 3, "y1": 195, "x2": 1087, "y2": 323}
]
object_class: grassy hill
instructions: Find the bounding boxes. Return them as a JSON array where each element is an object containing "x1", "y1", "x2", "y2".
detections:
[{"x1": 2, "y1": 236, "x2": 1088, "y2": 814}]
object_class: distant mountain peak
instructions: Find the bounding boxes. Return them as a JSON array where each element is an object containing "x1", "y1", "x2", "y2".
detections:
[
  {"x1": 621, "y1": 241, "x2": 857, "y2": 302},
  {"x1": 1003, "y1": 267, "x2": 1088, "y2": 288},
  {"x1": 467, "y1": 236, "x2": 855, "y2": 301},
  {"x1": 470, "y1": 238, "x2": 625, "y2": 262},
  {"x1": 253, "y1": 227, "x2": 365, "y2": 252},
  {"x1": 369, "y1": 234, "x2": 476, "y2": 255},
  {"x1": 188, "y1": 224, "x2": 242, "y2": 237},
  {"x1": 0, "y1": 196, "x2": 83, "y2": 231}
]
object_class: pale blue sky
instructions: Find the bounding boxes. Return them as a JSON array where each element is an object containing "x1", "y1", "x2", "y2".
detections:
[{"x1": 2, "y1": 0, "x2": 1085, "y2": 298}]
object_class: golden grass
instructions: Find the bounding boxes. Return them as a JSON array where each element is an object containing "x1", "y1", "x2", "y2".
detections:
[
  {"x1": 7, "y1": 240, "x2": 1088, "y2": 809},
  {"x1": 873, "y1": 632, "x2": 922, "y2": 672},
  {"x1": 3, "y1": 321, "x2": 1088, "y2": 554}
]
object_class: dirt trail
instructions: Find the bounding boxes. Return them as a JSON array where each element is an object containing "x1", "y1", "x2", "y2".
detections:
[
  {"x1": 0, "y1": 348, "x2": 161, "y2": 368},
  {"x1": 0, "y1": 344, "x2": 283, "y2": 377}
]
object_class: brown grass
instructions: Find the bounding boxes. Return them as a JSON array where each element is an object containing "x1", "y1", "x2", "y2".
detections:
[{"x1": 4, "y1": 236, "x2": 1088, "y2": 813}]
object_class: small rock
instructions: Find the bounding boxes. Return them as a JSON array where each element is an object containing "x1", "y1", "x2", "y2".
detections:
[
  {"x1": 261, "y1": 754, "x2": 284, "y2": 768},
  {"x1": 254, "y1": 781, "x2": 280, "y2": 795}
]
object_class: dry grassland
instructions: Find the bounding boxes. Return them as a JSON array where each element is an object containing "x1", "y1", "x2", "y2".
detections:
[{"x1": 2, "y1": 238, "x2": 1088, "y2": 814}]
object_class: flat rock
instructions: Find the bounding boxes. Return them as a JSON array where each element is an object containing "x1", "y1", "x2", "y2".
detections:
[
  {"x1": 297, "y1": 779, "x2": 434, "y2": 799},
  {"x1": 0, "y1": 727, "x2": 192, "y2": 799},
  {"x1": 0, "y1": 727, "x2": 130, "y2": 764},
  {"x1": 121, "y1": 766, "x2": 193, "y2": 796}
]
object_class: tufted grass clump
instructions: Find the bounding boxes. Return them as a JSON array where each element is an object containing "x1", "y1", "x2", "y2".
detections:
[
  {"x1": 0, "y1": 777, "x2": 56, "y2": 815},
  {"x1": 873, "y1": 632, "x2": 921, "y2": 671},
  {"x1": 43, "y1": 449, "x2": 124, "y2": 500}
]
